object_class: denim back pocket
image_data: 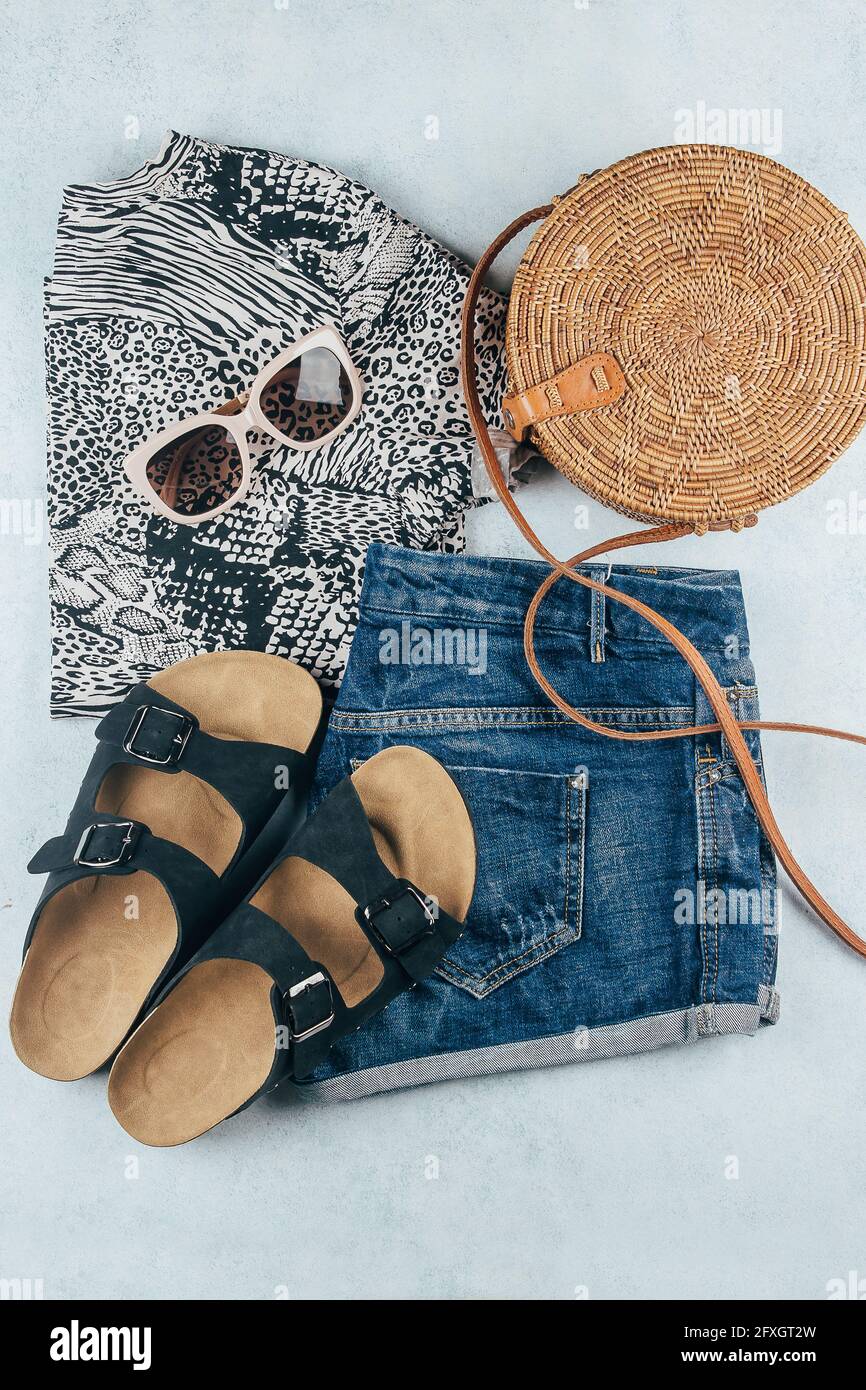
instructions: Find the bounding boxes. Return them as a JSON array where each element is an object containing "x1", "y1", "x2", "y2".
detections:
[{"x1": 434, "y1": 764, "x2": 587, "y2": 1000}]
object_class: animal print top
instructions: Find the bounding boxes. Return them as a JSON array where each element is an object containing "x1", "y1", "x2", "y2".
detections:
[{"x1": 45, "y1": 131, "x2": 509, "y2": 716}]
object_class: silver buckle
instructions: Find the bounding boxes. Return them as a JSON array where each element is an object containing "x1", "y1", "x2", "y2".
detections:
[
  {"x1": 74, "y1": 821, "x2": 137, "y2": 868},
  {"x1": 122, "y1": 704, "x2": 194, "y2": 766},
  {"x1": 286, "y1": 972, "x2": 335, "y2": 1042}
]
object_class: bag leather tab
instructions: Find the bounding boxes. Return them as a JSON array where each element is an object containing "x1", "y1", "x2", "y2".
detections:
[{"x1": 502, "y1": 352, "x2": 625, "y2": 441}]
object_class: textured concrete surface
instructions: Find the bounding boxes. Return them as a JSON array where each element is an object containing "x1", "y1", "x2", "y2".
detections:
[{"x1": 1, "y1": 0, "x2": 865, "y2": 1300}]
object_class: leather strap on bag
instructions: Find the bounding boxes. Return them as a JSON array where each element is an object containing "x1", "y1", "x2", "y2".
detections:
[
  {"x1": 460, "y1": 204, "x2": 866, "y2": 959},
  {"x1": 502, "y1": 351, "x2": 626, "y2": 438}
]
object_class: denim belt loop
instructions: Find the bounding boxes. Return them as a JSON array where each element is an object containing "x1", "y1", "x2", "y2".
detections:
[{"x1": 587, "y1": 564, "x2": 607, "y2": 663}]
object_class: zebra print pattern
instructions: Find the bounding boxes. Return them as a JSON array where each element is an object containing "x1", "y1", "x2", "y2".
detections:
[{"x1": 45, "y1": 131, "x2": 508, "y2": 716}]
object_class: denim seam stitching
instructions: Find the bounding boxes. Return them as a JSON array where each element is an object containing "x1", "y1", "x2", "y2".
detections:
[
  {"x1": 695, "y1": 747, "x2": 711, "y2": 1008},
  {"x1": 358, "y1": 603, "x2": 744, "y2": 652},
  {"x1": 332, "y1": 705, "x2": 694, "y2": 717},
  {"x1": 745, "y1": 684, "x2": 777, "y2": 992},
  {"x1": 576, "y1": 777, "x2": 587, "y2": 938},
  {"x1": 438, "y1": 922, "x2": 576, "y2": 985},
  {"x1": 564, "y1": 776, "x2": 585, "y2": 941},
  {"x1": 708, "y1": 775, "x2": 721, "y2": 1007},
  {"x1": 696, "y1": 757, "x2": 721, "y2": 1010},
  {"x1": 331, "y1": 720, "x2": 696, "y2": 732},
  {"x1": 565, "y1": 777, "x2": 573, "y2": 938},
  {"x1": 435, "y1": 923, "x2": 577, "y2": 993},
  {"x1": 590, "y1": 572, "x2": 605, "y2": 663},
  {"x1": 761, "y1": 849, "x2": 777, "y2": 987},
  {"x1": 698, "y1": 800, "x2": 709, "y2": 1007},
  {"x1": 330, "y1": 707, "x2": 696, "y2": 731},
  {"x1": 760, "y1": 785, "x2": 778, "y2": 987}
]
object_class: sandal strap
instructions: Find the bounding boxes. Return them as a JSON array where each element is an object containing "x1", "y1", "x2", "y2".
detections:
[
  {"x1": 95, "y1": 685, "x2": 312, "y2": 830},
  {"x1": 281, "y1": 777, "x2": 465, "y2": 984},
  {"x1": 24, "y1": 814, "x2": 224, "y2": 975},
  {"x1": 355, "y1": 877, "x2": 463, "y2": 983},
  {"x1": 164, "y1": 903, "x2": 347, "y2": 1080},
  {"x1": 140, "y1": 769, "x2": 468, "y2": 1097},
  {"x1": 28, "y1": 814, "x2": 220, "y2": 892}
]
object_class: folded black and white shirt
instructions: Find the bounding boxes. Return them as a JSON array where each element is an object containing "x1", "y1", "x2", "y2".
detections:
[{"x1": 45, "y1": 130, "x2": 513, "y2": 716}]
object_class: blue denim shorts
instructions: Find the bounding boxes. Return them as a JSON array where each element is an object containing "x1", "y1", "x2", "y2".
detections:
[{"x1": 298, "y1": 542, "x2": 779, "y2": 1100}]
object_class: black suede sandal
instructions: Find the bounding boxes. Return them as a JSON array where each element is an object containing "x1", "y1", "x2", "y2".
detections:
[
  {"x1": 108, "y1": 746, "x2": 476, "y2": 1146},
  {"x1": 10, "y1": 651, "x2": 322, "y2": 1081}
]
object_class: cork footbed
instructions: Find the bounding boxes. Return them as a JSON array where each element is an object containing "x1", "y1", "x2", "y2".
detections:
[
  {"x1": 10, "y1": 652, "x2": 322, "y2": 1083},
  {"x1": 107, "y1": 746, "x2": 476, "y2": 1146}
]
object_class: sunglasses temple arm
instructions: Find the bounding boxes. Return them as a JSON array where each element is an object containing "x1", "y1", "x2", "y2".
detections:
[{"x1": 213, "y1": 390, "x2": 249, "y2": 417}]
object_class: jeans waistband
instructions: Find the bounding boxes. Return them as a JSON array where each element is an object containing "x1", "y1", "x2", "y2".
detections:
[{"x1": 360, "y1": 543, "x2": 750, "y2": 657}]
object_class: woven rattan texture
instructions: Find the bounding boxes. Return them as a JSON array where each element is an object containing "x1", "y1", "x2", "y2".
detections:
[{"x1": 505, "y1": 144, "x2": 866, "y2": 527}]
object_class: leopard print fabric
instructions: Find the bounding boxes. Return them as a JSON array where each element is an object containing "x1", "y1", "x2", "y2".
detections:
[{"x1": 45, "y1": 131, "x2": 508, "y2": 716}]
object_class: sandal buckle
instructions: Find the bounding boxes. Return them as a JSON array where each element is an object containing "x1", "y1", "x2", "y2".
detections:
[
  {"x1": 361, "y1": 880, "x2": 437, "y2": 957},
  {"x1": 75, "y1": 820, "x2": 141, "y2": 868},
  {"x1": 123, "y1": 704, "x2": 194, "y2": 766},
  {"x1": 284, "y1": 972, "x2": 334, "y2": 1043}
]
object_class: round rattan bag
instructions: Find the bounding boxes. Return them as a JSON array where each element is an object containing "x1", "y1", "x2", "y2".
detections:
[
  {"x1": 460, "y1": 144, "x2": 866, "y2": 959},
  {"x1": 502, "y1": 144, "x2": 866, "y2": 529}
]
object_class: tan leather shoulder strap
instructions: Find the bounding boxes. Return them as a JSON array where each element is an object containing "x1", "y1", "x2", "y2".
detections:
[{"x1": 460, "y1": 204, "x2": 866, "y2": 959}]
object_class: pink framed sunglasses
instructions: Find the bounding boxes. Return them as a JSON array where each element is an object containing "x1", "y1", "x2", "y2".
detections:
[{"x1": 123, "y1": 324, "x2": 362, "y2": 524}]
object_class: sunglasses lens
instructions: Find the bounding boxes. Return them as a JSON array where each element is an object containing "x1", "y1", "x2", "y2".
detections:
[
  {"x1": 144, "y1": 424, "x2": 243, "y2": 518},
  {"x1": 259, "y1": 347, "x2": 354, "y2": 443}
]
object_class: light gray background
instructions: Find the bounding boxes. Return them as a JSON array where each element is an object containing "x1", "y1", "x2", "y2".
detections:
[{"x1": 1, "y1": 0, "x2": 864, "y2": 1302}]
